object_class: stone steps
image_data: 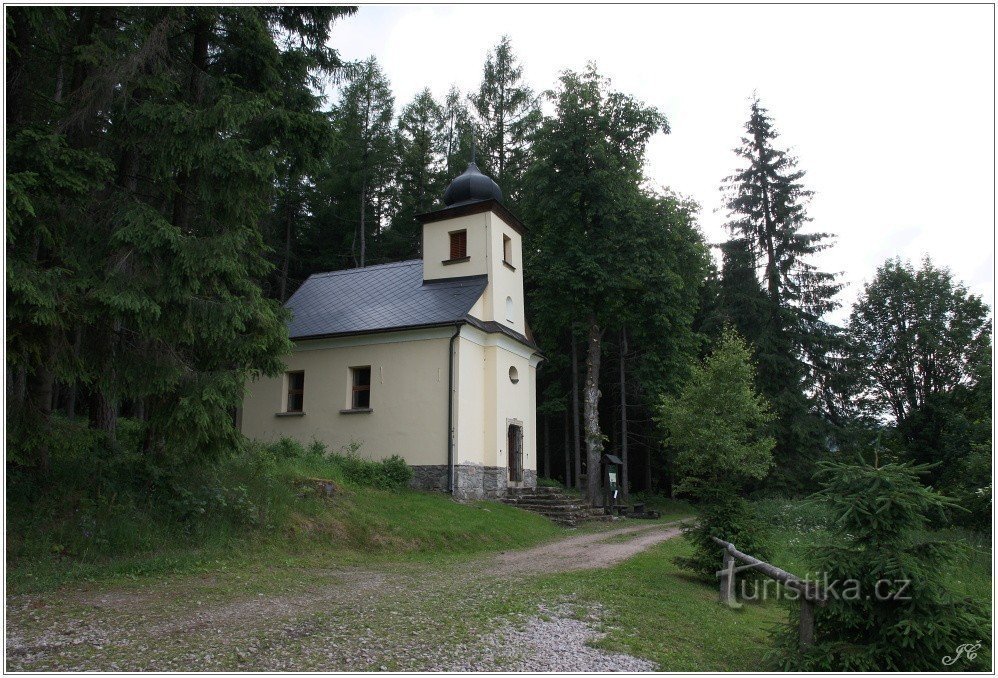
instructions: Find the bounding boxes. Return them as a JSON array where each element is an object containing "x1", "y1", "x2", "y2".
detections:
[{"x1": 500, "y1": 487, "x2": 617, "y2": 527}]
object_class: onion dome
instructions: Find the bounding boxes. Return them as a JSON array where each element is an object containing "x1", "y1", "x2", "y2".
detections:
[{"x1": 442, "y1": 162, "x2": 503, "y2": 206}]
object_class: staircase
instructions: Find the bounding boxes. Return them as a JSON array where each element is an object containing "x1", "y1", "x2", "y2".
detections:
[{"x1": 500, "y1": 486, "x2": 615, "y2": 527}]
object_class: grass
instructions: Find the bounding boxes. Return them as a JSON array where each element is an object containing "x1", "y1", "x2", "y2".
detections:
[
  {"x1": 6, "y1": 434, "x2": 566, "y2": 594},
  {"x1": 7, "y1": 485, "x2": 566, "y2": 594}
]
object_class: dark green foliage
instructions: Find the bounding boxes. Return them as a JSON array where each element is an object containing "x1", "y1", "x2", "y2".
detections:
[
  {"x1": 772, "y1": 458, "x2": 990, "y2": 670},
  {"x1": 718, "y1": 97, "x2": 844, "y2": 491},
  {"x1": 523, "y1": 64, "x2": 686, "y2": 505},
  {"x1": 311, "y1": 56, "x2": 396, "y2": 269},
  {"x1": 849, "y1": 258, "x2": 992, "y2": 528},
  {"x1": 470, "y1": 35, "x2": 540, "y2": 209},
  {"x1": 442, "y1": 85, "x2": 476, "y2": 178},
  {"x1": 6, "y1": 7, "x2": 354, "y2": 474},
  {"x1": 381, "y1": 88, "x2": 448, "y2": 260},
  {"x1": 678, "y1": 490, "x2": 771, "y2": 580}
]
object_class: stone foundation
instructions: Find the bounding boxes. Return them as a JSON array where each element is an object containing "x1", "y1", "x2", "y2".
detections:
[
  {"x1": 523, "y1": 469, "x2": 537, "y2": 488},
  {"x1": 410, "y1": 464, "x2": 449, "y2": 493},
  {"x1": 483, "y1": 466, "x2": 508, "y2": 496},
  {"x1": 409, "y1": 463, "x2": 536, "y2": 500}
]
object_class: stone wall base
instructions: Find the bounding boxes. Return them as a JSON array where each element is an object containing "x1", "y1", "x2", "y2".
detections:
[{"x1": 409, "y1": 464, "x2": 537, "y2": 501}]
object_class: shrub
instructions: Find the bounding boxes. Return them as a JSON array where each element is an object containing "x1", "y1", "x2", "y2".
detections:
[
  {"x1": 677, "y1": 489, "x2": 770, "y2": 580},
  {"x1": 263, "y1": 438, "x2": 413, "y2": 491},
  {"x1": 329, "y1": 448, "x2": 412, "y2": 490}
]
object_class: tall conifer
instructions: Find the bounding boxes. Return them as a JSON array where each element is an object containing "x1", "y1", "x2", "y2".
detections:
[
  {"x1": 720, "y1": 97, "x2": 842, "y2": 487},
  {"x1": 470, "y1": 36, "x2": 540, "y2": 208}
]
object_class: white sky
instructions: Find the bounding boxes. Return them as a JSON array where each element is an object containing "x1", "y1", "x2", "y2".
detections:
[{"x1": 329, "y1": 4, "x2": 995, "y2": 323}]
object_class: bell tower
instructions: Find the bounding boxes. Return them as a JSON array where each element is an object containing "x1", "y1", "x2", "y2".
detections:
[{"x1": 417, "y1": 162, "x2": 527, "y2": 330}]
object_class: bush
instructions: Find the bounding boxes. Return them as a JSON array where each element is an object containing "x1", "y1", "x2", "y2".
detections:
[
  {"x1": 263, "y1": 438, "x2": 413, "y2": 491},
  {"x1": 677, "y1": 489, "x2": 770, "y2": 580}
]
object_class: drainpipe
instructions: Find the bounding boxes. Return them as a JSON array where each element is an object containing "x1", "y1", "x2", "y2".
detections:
[{"x1": 447, "y1": 323, "x2": 462, "y2": 494}]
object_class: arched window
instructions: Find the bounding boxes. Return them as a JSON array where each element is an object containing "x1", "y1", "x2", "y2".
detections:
[{"x1": 506, "y1": 296, "x2": 514, "y2": 322}]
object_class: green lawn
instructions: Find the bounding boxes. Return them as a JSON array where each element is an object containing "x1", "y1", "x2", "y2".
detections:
[{"x1": 7, "y1": 485, "x2": 565, "y2": 594}]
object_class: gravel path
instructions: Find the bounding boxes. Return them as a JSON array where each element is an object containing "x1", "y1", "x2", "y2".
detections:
[
  {"x1": 7, "y1": 521, "x2": 684, "y2": 672},
  {"x1": 491, "y1": 522, "x2": 683, "y2": 575},
  {"x1": 446, "y1": 602, "x2": 657, "y2": 672}
]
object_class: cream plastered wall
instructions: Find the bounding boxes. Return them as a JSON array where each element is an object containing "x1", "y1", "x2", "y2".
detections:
[
  {"x1": 480, "y1": 212, "x2": 525, "y2": 330},
  {"x1": 422, "y1": 212, "x2": 489, "y2": 282},
  {"x1": 241, "y1": 327, "x2": 454, "y2": 466},
  {"x1": 458, "y1": 325, "x2": 538, "y2": 475},
  {"x1": 453, "y1": 333, "x2": 486, "y2": 466}
]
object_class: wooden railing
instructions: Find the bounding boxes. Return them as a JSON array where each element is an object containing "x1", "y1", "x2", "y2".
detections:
[{"x1": 711, "y1": 536, "x2": 826, "y2": 647}]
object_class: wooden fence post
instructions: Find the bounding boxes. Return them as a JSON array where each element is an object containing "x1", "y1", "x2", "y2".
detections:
[
  {"x1": 799, "y1": 599, "x2": 815, "y2": 647},
  {"x1": 719, "y1": 550, "x2": 736, "y2": 606}
]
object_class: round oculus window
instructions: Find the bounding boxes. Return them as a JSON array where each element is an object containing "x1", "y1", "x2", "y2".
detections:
[{"x1": 509, "y1": 366, "x2": 519, "y2": 384}]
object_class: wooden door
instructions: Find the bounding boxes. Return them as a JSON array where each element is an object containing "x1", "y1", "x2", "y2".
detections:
[{"x1": 508, "y1": 424, "x2": 523, "y2": 483}]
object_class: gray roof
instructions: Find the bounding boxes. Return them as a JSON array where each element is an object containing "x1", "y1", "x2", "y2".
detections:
[{"x1": 286, "y1": 260, "x2": 488, "y2": 340}]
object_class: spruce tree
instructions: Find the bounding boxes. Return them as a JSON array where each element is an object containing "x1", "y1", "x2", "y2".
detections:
[
  {"x1": 470, "y1": 36, "x2": 540, "y2": 208},
  {"x1": 6, "y1": 7, "x2": 353, "y2": 470},
  {"x1": 326, "y1": 56, "x2": 395, "y2": 267},
  {"x1": 720, "y1": 97, "x2": 843, "y2": 489},
  {"x1": 381, "y1": 88, "x2": 447, "y2": 260},
  {"x1": 442, "y1": 85, "x2": 475, "y2": 178},
  {"x1": 658, "y1": 330, "x2": 775, "y2": 578},
  {"x1": 774, "y1": 457, "x2": 989, "y2": 670}
]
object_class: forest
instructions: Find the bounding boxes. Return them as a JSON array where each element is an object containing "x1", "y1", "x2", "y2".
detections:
[{"x1": 6, "y1": 7, "x2": 992, "y2": 671}]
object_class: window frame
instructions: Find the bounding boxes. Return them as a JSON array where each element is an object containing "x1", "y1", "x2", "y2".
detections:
[
  {"x1": 350, "y1": 365, "x2": 372, "y2": 410},
  {"x1": 285, "y1": 370, "x2": 305, "y2": 413},
  {"x1": 502, "y1": 234, "x2": 513, "y2": 267},
  {"x1": 447, "y1": 229, "x2": 468, "y2": 262}
]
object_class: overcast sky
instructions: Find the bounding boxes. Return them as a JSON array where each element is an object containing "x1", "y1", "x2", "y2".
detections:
[{"x1": 328, "y1": 4, "x2": 994, "y2": 323}]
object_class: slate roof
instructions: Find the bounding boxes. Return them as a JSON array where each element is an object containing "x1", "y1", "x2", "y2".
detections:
[{"x1": 286, "y1": 260, "x2": 489, "y2": 340}]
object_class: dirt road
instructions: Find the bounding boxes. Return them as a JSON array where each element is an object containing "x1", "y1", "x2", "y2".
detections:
[{"x1": 6, "y1": 521, "x2": 684, "y2": 671}]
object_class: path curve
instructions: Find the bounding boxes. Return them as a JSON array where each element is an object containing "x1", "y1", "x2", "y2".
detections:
[{"x1": 491, "y1": 521, "x2": 685, "y2": 575}]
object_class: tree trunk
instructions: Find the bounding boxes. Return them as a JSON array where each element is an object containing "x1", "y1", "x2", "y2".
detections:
[
  {"x1": 28, "y1": 332, "x2": 59, "y2": 472},
  {"x1": 583, "y1": 316, "x2": 604, "y2": 506},
  {"x1": 563, "y1": 409, "x2": 571, "y2": 487},
  {"x1": 571, "y1": 330, "x2": 583, "y2": 491},
  {"x1": 279, "y1": 201, "x2": 292, "y2": 301},
  {"x1": 13, "y1": 367, "x2": 27, "y2": 405},
  {"x1": 64, "y1": 327, "x2": 82, "y2": 418},
  {"x1": 619, "y1": 326, "x2": 629, "y2": 502},
  {"x1": 359, "y1": 178, "x2": 367, "y2": 267},
  {"x1": 170, "y1": 15, "x2": 210, "y2": 234},
  {"x1": 645, "y1": 441, "x2": 652, "y2": 494},
  {"x1": 543, "y1": 414, "x2": 550, "y2": 479}
]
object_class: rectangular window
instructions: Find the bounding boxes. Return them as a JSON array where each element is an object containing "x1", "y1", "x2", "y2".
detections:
[
  {"x1": 351, "y1": 366, "x2": 371, "y2": 409},
  {"x1": 503, "y1": 234, "x2": 513, "y2": 265},
  {"x1": 449, "y1": 230, "x2": 467, "y2": 260},
  {"x1": 286, "y1": 371, "x2": 304, "y2": 413}
]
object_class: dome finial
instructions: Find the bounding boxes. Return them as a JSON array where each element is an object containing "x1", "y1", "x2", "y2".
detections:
[
  {"x1": 441, "y1": 148, "x2": 503, "y2": 207},
  {"x1": 471, "y1": 135, "x2": 476, "y2": 164}
]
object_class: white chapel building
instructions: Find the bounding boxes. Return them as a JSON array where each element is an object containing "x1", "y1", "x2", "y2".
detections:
[{"x1": 240, "y1": 162, "x2": 542, "y2": 500}]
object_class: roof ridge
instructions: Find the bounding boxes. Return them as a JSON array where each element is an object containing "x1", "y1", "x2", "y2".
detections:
[{"x1": 309, "y1": 259, "x2": 421, "y2": 279}]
